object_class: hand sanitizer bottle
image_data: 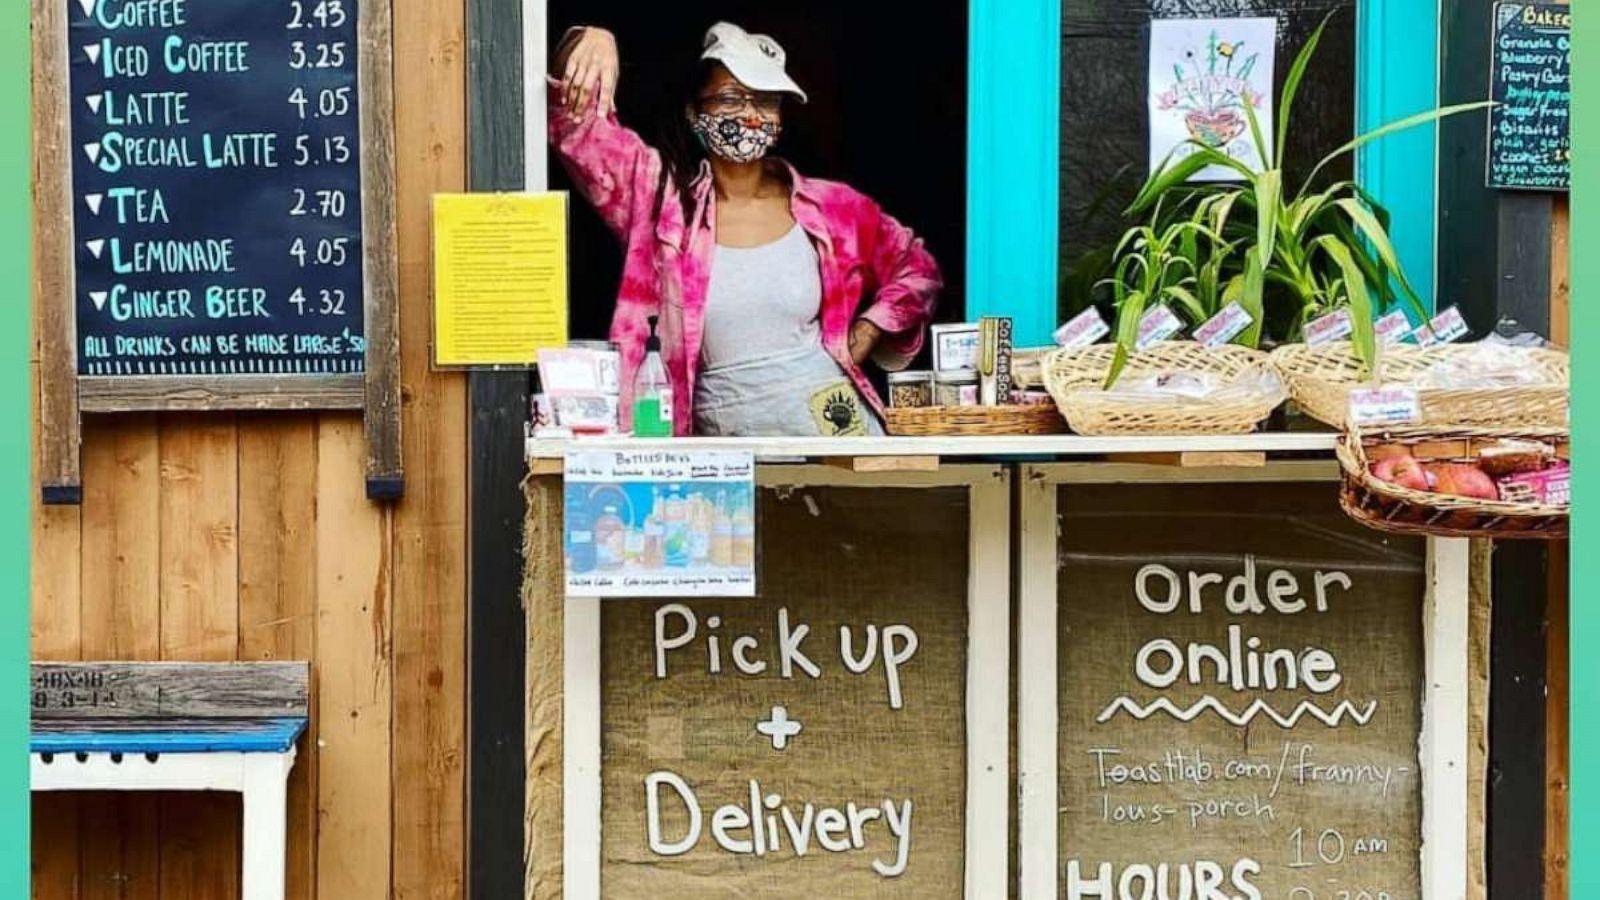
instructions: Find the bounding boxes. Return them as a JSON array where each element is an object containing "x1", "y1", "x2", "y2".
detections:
[{"x1": 632, "y1": 315, "x2": 674, "y2": 437}]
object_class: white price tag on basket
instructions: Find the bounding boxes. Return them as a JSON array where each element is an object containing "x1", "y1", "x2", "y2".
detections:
[
  {"x1": 1192, "y1": 302, "x2": 1253, "y2": 348},
  {"x1": 1053, "y1": 307, "x2": 1110, "y2": 349},
  {"x1": 1412, "y1": 305, "x2": 1470, "y2": 347},
  {"x1": 1348, "y1": 386, "x2": 1422, "y2": 427},
  {"x1": 1374, "y1": 310, "x2": 1412, "y2": 346},
  {"x1": 1135, "y1": 305, "x2": 1185, "y2": 350},
  {"x1": 1304, "y1": 308, "x2": 1354, "y2": 346}
]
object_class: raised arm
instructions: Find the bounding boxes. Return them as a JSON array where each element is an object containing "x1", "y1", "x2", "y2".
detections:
[
  {"x1": 553, "y1": 26, "x2": 617, "y2": 120},
  {"x1": 548, "y1": 27, "x2": 662, "y2": 239}
]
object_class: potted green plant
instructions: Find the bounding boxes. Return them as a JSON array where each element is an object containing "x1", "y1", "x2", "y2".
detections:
[{"x1": 1101, "y1": 12, "x2": 1491, "y2": 385}]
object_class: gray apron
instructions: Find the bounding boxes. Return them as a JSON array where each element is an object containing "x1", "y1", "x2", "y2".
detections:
[{"x1": 693, "y1": 345, "x2": 884, "y2": 437}]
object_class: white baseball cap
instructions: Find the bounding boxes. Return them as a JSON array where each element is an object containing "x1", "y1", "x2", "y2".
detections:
[{"x1": 700, "y1": 22, "x2": 808, "y2": 104}]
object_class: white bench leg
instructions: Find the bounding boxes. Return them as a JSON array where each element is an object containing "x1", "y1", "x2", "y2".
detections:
[{"x1": 241, "y1": 753, "x2": 291, "y2": 900}]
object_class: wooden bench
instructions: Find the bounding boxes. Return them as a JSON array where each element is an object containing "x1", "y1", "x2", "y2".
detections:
[{"x1": 30, "y1": 662, "x2": 310, "y2": 900}]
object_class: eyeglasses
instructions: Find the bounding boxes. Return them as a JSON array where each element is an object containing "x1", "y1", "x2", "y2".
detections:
[{"x1": 697, "y1": 91, "x2": 782, "y2": 116}]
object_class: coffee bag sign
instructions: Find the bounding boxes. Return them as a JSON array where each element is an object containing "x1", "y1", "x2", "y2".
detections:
[
  {"x1": 1057, "y1": 483, "x2": 1426, "y2": 900},
  {"x1": 598, "y1": 486, "x2": 975, "y2": 898}
]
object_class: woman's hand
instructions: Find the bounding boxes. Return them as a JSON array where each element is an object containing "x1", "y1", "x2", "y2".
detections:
[
  {"x1": 848, "y1": 319, "x2": 883, "y2": 366},
  {"x1": 558, "y1": 27, "x2": 618, "y2": 120}
]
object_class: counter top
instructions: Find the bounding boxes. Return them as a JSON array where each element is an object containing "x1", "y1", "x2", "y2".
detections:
[{"x1": 525, "y1": 431, "x2": 1339, "y2": 462}]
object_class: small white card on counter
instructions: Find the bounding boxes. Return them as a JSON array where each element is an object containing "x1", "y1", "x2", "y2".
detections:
[
  {"x1": 1373, "y1": 310, "x2": 1412, "y2": 346},
  {"x1": 932, "y1": 323, "x2": 982, "y2": 371},
  {"x1": 1135, "y1": 305, "x2": 1185, "y2": 350},
  {"x1": 537, "y1": 348, "x2": 604, "y2": 394},
  {"x1": 1192, "y1": 302, "x2": 1253, "y2": 348},
  {"x1": 1304, "y1": 308, "x2": 1354, "y2": 346},
  {"x1": 1053, "y1": 307, "x2": 1110, "y2": 349},
  {"x1": 1413, "y1": 305, "x2": 1469, "y2": 347},
  {"x1": 1348, "y1": 386, "x2": 1422, "y2": 427}
]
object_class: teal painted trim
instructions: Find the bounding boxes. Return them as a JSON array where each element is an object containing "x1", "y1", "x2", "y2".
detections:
[
  {"x1": 968, "y1": 0, "x2": 1061, "y2": 346},
  {"x1": 0, "y1": 0, "x2": 26, "y2": 890},
  {"x1": 1356, "y1": 0, "x2": 1440, "y2": 316}
]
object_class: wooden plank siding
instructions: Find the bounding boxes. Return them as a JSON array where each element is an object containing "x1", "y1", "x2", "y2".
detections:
[
  {"x1": 27, "y1": 0, "x2": 469, "y2": 897},
  {"x1": 390, "y1": 0, "x2": 469, "y2": 894}
]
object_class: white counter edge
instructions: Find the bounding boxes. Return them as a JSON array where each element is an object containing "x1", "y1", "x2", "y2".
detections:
[{"x1": 525, "y1": 431, "x2": 1339, "y2": 460}]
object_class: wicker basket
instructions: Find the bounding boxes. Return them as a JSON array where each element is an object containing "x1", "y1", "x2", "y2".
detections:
[
  {"x1": 884, "y1": 403, "x2": 1067, "y2": 436},
  {"x1": 1336, "y1": 425, "x2": 1569, "y2": 539},
  {"x1": 1271, "y1": 342, "x2": 1569, "y2": 429},
  {"x1": 1042, "y1": 342, "x2": 1282, "y2": 435}
]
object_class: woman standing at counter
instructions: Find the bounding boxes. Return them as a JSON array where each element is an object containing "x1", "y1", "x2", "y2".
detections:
[{"x1": 551, "y1": 22, "x2": 943, "y2": 437}]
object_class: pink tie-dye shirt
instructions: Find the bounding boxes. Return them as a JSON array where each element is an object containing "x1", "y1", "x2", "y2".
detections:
[{"x1": 548, "y1": 82, "x2": 943, "y2": 436}]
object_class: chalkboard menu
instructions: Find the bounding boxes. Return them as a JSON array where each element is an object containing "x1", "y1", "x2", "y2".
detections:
[
  {"x1": 1056, "y1": 482, "x2": 1426, "y2": 900},
  {"x1": 68, "y1": 0, "x2": 366, "y2": 377},
  {"x1": 1488, "y1": 1, "x2": 1570, "y2": 191}
]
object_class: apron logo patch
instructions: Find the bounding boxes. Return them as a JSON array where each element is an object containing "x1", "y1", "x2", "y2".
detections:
[{"x1": 809, "y1": 382, "x2": 867, "y2": 437}]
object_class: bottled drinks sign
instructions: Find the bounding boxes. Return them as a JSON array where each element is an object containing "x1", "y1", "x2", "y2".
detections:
[
  {"x1": 68, "y1": 0, "x2": 367, "y2": 376},
  {"x1": 563, "y1": 451, "x2": 757, "y2": 598},
  {"x1": 1487, "y1": 1, "x2": 1570, "y2": 191}
]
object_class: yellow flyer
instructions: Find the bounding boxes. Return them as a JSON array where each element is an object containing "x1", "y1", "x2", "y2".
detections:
[{"x1": 432, "y1": 192, "x2": 569, "y2": 366}]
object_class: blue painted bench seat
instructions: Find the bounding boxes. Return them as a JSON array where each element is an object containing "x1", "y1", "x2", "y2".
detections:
[
  {"x1": 32, "y1": 661, "x2": 311, "y2": 900},
  {"x1": 31, "y1": 717, "x2": 309, "y2": 755}
]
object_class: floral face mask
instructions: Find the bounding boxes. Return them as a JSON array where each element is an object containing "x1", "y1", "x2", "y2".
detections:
[{"x1": 691, "y1": 112, "x2": 779, "y2": 163}]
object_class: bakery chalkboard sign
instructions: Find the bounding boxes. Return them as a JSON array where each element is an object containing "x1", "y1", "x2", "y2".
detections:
[
  {"x1": 1052, "y1": 482, "x2": 1428, "y2": 900},
  {"x1": 69, "y1": 0, "x2": 365, "y2": 375},
  {"x1": 37, "y1": 0, "x2": 400, "y2": 501},
  {"x1": 1487, "y1": 1, "x2": 1570, "y2": 191}
]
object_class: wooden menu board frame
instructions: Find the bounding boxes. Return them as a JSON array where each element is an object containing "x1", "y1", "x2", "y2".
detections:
[
  {"x1": 561, "y1": 464, "x2": 1011, "y2": 899},
  {"x1": 1016, "y1": 462, "x2": 1472, "y2": 899},
  {"x1": 33, "y1": 0, "x2": 402, "y2": 504}
]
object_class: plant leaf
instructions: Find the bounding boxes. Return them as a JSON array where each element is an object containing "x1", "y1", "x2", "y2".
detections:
[
  {"x1": 1128, "y1": 145, "x2": 1256, "y2": 214},
  {"x1": 1332, "y1": 197, "x2": 1426, "y2": 318},
  {"x1": 1253, "y1": 168, "x2": 1281, "y2": 272},
  {"x1": 1165, "y1": 285, "x2": 1207, "y2": 324},
  {"x1": 1207, "y1": 190, "x2": 1241, "y2": 237},
  {"x1": 1305, "y1": 101, "x2": 1496, "y2": 190},
  {"x1": 1197, "y1": 249, "x2": 1227, "y2": 314},
  {"x1": 1238, "y1": 252, "x2": 1266, "y2": 346},
  {"x1": 1107, "y1": 289, "x2": 1149, "y2": 388},
  {"x1": 1316, "y1": 236, "x2": 1378, "y2": 374},
  {"x1": 1275, "y1": 10, "x2": 1337, "y2": 169},
  {"x1": 1288, "y1": 180, "x2": 1353, "y2": 230},
  {"x1": 1323, "y1": 215, "x2": 1393, "y2": 303},
  {"x1": 1242, "y1": 87, "x2": 1271, "y2": 171}
]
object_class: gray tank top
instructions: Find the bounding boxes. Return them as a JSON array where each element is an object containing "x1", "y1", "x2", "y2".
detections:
[
  {"x1": 693, "y1": 225, "x2": 883, "y2": 437},
  {"x1": 698, "y1": 224, "x2": 822, "y2": 367}
]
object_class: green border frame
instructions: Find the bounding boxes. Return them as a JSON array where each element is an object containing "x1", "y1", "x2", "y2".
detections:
[
  {"x1": 1572, "y1": 1, "x2": 1595, "y2": 894},
  {"x1": 2, "y1": 0, "x2": 31, "y2": 891}
]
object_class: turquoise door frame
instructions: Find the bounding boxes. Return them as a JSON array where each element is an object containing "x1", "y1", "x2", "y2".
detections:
[
  {"x1": 966, "y1": 0, "x2": 1062, "y2": 348},
  {"x1": 967, "y1": 0, "x2": 1441, "y2": 345},
  {"x1": 1356, "y1": 0, "x2": 1441, "y2": 318}
]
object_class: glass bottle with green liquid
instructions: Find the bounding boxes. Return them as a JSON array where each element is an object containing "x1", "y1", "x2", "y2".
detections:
[{"x1": 632, "y1": 315, "x2": 674, "y2": 437}]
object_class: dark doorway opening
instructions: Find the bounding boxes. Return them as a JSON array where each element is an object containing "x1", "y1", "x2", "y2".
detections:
[{"x1": 548, "y1": 2, "x2": 970, "y2": 350}]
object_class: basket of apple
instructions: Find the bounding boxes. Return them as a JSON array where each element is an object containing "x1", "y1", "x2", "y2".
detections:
[{"x1": 1336, "y1": 426, "x2": 1570, "y2": 539}]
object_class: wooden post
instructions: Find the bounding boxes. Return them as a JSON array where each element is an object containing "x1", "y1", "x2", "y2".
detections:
[
  {"x1": 32, "y1": 0, "x2": 81, "y2": 504},
  {"x1": 360, "y1": 0, "x2": 403, "y2": 500},
  {"x1": 1547, "y1": 541, "x2": 1570, "y2": 897}
]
